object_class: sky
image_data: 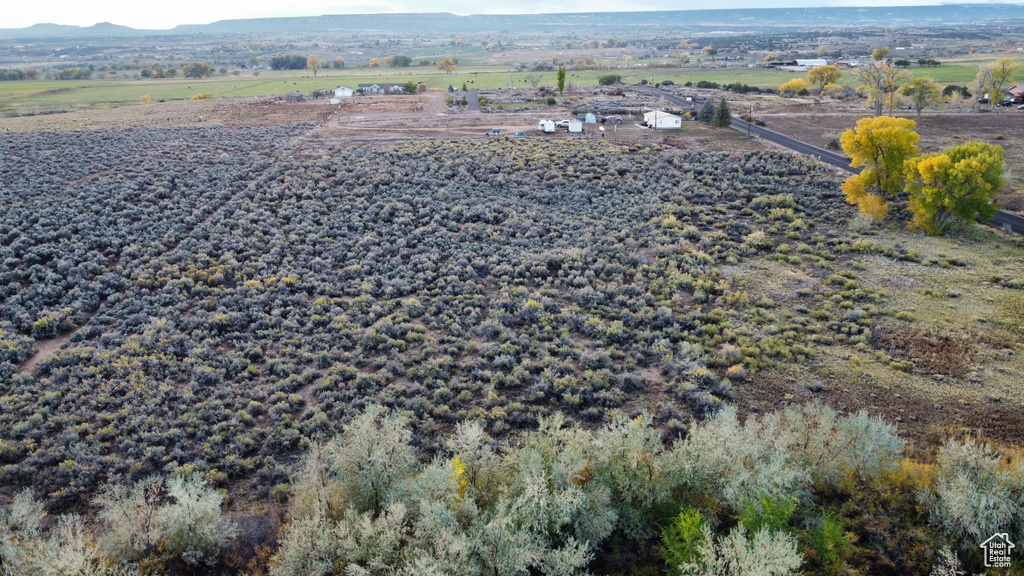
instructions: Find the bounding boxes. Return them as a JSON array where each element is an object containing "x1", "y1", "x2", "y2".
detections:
[{"x1": 4, "y1": 0, "x2": 1024, "y2": 30}]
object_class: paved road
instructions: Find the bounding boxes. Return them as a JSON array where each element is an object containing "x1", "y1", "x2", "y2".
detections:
[
  {"x1": 466, "y1": 89, "x2": 481, "y2": 111},
  {"x1": 635, "y1": 87, "x2": 1023, "y2": 236}
]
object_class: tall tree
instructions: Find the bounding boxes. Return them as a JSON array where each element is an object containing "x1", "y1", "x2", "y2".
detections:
[
  {"x1": 306, "y1": 55, "x2": 325, "y2": 76},
  {"x1": 437, "y1": 58, "x2": 457, "y2": 74},
  {"x1": 839, "y1": 116, "x2": 920, "y2": 220},
  {"x1": 976, "y1": 58, "x2": 1019, "y2": 106},
  {"x1": 900, "y1": 77, "x2": 942, "y2": 117},
  {"x1": 697, "y1": 99, "x2": 715, "y2": 123},
  {"x1": 856, "y1": 61, "x2": 910, "y2": 116},
  {"x1": 807, "y1": 65, "x2": 842, "y2": 91},
  {"x1": 712, "y1": 98, "x2": 732, "y2": 128},
  {"x1": 182, "y1": 62, "x2": 214, "y2": 78},
  {"x1": 904, "y1": 142, "x2": 1005, "y2": 235},
  {"x1": 556, "y1": 65, "x2": 566, "y2": 94}
]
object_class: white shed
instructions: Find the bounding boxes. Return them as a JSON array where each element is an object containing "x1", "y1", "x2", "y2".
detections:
[
  {"x1": 568, "y1": 120, "x2": 583, "y2": 133},
  {"x1": 334, "y1": 86, "x2": 354, "y2": 98},
  {"x1": 643, "y1": 110, "x2": 682, "y2": 129}
]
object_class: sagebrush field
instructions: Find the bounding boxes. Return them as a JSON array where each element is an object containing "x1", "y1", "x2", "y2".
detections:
[{"x1": 2, "y1": 123, "x2": 1024, "y2": 574}]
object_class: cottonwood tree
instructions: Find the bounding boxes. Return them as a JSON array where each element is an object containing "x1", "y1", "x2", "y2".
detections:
[
  {"x1": 437, "y1": 58, "x2": 457, "y2": 74},
  {"x1": 306, "y1": 55, "x2": 325, "y2": 76},
  {"x1": 975, "y1": 57, "x2": 1019, "y2": 106},
  {"x1": 856, "y1": 61, "x2": 910, "y2": 116},
  {"x1": 904, "y1": 141, "x2": 1005, "y2": 234},
  {"x1": 779, "y1": 78, "x2": 808, "y2": 97},
  {"x1": 901, "y1": 77, "x2": 942, "y2": 116},
  {"x1": 839, "y1": 116, "x2": 920, "y2": 220},
  {"x1": 182, "y1": 62, "x2": 214, "y2": 78},
  {"x1": 807, "y1": 64, "x2": 842, "y2": 91},
  {"x1": 557, "y1": 65, "x2": 566, "y2": 94}
]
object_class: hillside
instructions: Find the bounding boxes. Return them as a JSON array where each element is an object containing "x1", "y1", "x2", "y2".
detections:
[{"x1": 3, "y1": 4, "x2": 1024, "y2": 38}]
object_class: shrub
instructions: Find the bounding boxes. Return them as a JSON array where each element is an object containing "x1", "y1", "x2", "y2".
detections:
[
  {"x1": 661, "y1": 505, "x2": 707, "y2": 575},
  {"x1": 924, "y1": 436, "x2": 1018, "y2": 542},
  {"x1": 677, "y1": 525, "x2": 802, "y2": 576}
]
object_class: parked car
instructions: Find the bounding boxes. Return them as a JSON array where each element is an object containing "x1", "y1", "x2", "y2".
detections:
[
  {"x1": 978, "y1": 97, "x2": 990, "y2": 104},
  {"x1": 1017, "y1": 103, "x2": 1024, "y2": 110},
  {"x1": 998, "y1": 98, "x2": 1015, "y2": 107},
  {"x1": 555, "y1": 120, "x2": 570, "y2": 128}
]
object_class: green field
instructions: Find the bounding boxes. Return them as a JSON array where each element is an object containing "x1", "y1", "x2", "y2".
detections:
[{"x1": 1, "y1": 59, "x2": 1020, "y2": 114}]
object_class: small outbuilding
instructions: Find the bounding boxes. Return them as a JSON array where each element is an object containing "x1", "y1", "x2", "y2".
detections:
[
  {"x1": 334, "y1": 86, "x2": 354, "y2": 98},
  {"x1": 286, "y1": 92, "x2": 305, "y2": 103},
  {"x1": 643, "y1": 110, "x2": 682, "y2": 129},
  {"x1": 584, "y1": 113, "x2": 597, "y2": 124}
]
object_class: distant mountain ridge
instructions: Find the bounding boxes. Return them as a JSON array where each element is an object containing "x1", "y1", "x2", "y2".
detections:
[{"x1": 3, "y1": 4, "x2": 1024, "y2": 39}]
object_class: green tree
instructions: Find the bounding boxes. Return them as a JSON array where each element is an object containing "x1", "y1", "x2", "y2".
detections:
[
  {"x1": 840, "y1": 116, "x2": 920, "y2": 220},
  {"x1": 557, "y1": 65, "x2": 566, "y2": 94},
  {"x1": 307, "y1": 54, "x2": 325, "y2": 76},
  {"x1": 697, "y1": 98, "x2": 715, "y2": 123},
  {"x1": 872, "y1": 46, "x2": 890, "y2": 61},
  {"x1": 900, "y1": 77, "x2": 942, "y2": 117},
  {"x1": 904, "y1": 141, "x2": 1005, "y2": 234},
  {"x1": 598, "y1": 74, "x2": 622, "y2": 86},
  {"x1": 384, "y1": 54, "x2": 413, "y2": 67},
  {"x1": 334, "y1": 56, "x2": 345, "y2": 69},
  {"x1": 806, "y1": 64, "x2": 842, "y2": 90},
  {"x1": 712, "y1": 97, "x2": 732, "y2": 128},
  {"x1": 403, "y1": 80, "x2": 419, "y2": 94},
  {"x1": 182, "y1": 62, "x2": 214, "y2": 78}
]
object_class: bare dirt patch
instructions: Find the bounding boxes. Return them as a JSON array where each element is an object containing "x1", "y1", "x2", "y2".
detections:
[
  {"x1": 874, "y1": 328, "x2": 977, "y2": 378},
  {"x1": 18, "y1": 331, "x2": 74, "y2": 375}
]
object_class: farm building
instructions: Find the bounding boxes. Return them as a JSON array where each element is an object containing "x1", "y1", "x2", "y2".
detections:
[
  {"x1": 285, "y1": 92, "x2": 305, "y2": 103},
  {"x1": 334, "y1": 86, "x2": 354, "y2": 98},
  {"x1": 1006, "y1": 85, "x2": 1024, "y2": 101},
  {"x1": 795, "y1": 59, "x2": 829, "y2": 67},
  {"x1": 643, "y1": 110, "x2": 682, "y2": 129},
  {"x1": 358, "y1": 83, "x2": 385, "y2": 95}
]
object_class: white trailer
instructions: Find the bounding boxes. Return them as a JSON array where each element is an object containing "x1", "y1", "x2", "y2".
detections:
[{"x1": 538, "y1": 119, "x2": 555, "y2": 133}]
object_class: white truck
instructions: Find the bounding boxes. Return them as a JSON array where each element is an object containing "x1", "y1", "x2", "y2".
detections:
[{"x1": 538, "y1": 119, "x2": 555, "y2": 133}]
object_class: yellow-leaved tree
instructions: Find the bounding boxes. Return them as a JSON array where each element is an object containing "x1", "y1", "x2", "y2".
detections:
[
  {"x1": 807, "y1": 64, "x2": 842, "y2": 91},
  {"x1": 840, "y1": 116, "x2": 920, "y2": 220},
  {"x1": 904, "y1": 142, "x2": 1005, "y2": 235},
  {"x1": 779, "y1": 78, "x2": 808, "y2": 97},
  {"x1": 437, "y1": 57, "x2": 457, "y2": 74}
]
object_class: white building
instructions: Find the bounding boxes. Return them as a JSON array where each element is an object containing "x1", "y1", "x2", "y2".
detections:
[
  {"x1": 334, "y1": 86, "x2": 354, "y2": 98},
  {"x1": 643, "y1": 110, "x2": 682, "y2": 129}
]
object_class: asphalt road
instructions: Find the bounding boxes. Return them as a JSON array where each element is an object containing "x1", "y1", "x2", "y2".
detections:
[
  {"x1": 635, "y1": 87, "x2": 1024, "y2": 236},
  {"x1": 466, "y1": 89, "x2": 481, "y2": 111}
]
